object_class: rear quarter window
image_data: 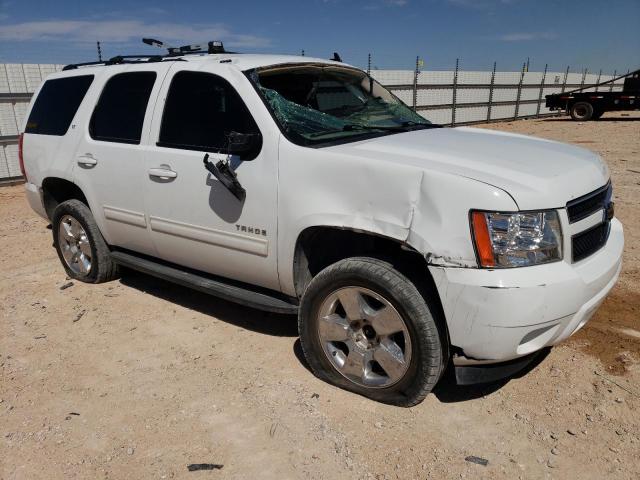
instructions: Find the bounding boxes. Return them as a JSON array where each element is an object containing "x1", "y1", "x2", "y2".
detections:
[{"x1": 25, "y1": 75, "x2": 94, "y2": 136}]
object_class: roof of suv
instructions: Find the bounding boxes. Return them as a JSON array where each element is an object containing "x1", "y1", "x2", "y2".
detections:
[
  {"x1": 184, "y1": 53, "x2": 349, "y2": 71},
  {"x1": 60, "y1": 53, "x2": 353, "y2": 75}
]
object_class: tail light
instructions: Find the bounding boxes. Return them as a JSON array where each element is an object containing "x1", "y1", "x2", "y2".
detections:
[{"x1": 18, "y1": 133, "x2": 27, "y2": 180}]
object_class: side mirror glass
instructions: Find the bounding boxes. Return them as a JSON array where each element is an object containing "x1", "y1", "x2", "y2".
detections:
[{"x1": 226, "y1": 131, "x2": 262, "y2": 159}]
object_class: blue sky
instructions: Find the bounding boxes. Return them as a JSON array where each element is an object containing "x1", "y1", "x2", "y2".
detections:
[{"x1": 0, "y1": 0, "x2": 638, "y2": 73}]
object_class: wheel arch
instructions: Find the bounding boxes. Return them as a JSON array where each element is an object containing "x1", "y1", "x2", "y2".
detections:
[
  {"x1": 292, "y1": 225, "x2": 450, "y2": 350},
  {"x1": 41, "y1": 177, "x2": 89, "y2": 220}
]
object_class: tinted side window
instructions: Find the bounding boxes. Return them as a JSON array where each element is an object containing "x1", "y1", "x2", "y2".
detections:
[
  {"x1": 159, "y1": 71, "x2": 259, "y2": 151},
  {"x1": 25, "y1": 75, "x2": 93, "y2": 136},
  {"x1": 90, "y1": 72, "x2": 156, "y2": 144}
]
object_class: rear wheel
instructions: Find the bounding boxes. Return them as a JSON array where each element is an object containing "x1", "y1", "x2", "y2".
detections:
[
  {"x1": 52, "y1": 200, "x2": 119, "y2": 283},
  {"x1": 298, "y1": 257, "x2": 446, "y2": 406},
  {"x1": 570, "y1": 102, "x2": 594, "y2": 121}
]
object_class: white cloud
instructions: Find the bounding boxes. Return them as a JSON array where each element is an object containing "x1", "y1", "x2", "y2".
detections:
[
  {"x1": 0, "y1": 19, "x2": 271, "y2": 48},
  {"x1": 499, "y1": 31, "x2": 558, "y2": 41}
]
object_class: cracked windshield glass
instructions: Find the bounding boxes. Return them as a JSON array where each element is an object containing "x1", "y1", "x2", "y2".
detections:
[{"x1": 253, "y1": 65, "x2": 435, "y2": 145}]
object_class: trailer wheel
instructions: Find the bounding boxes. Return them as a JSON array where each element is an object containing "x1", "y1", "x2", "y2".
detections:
[{"x1": 570, "y1": 102, "x2": 594, "y2": 121}]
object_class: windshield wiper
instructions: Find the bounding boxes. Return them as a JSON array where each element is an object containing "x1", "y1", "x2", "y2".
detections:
[
  {"x1": 306, "y1": 121, "x2": 435, "y2": 139},
  {"x1": 306, "y1": 124, "x2": 400, "y2": 138}
]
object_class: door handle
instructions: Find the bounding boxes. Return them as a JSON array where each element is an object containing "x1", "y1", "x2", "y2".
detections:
[
  {"x1": 148, "y1": 167, "x2": 178, "y2": 179},
  {"x1": 77, "y1": 154, "x2": 97, "y2": 166}
]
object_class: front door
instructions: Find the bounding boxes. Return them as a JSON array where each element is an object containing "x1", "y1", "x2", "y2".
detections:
[{"x1": 143, "y1": 64, "x2": 280, "y2": 291}]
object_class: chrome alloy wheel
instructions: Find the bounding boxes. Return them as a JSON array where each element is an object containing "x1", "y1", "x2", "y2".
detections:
[
  {"x1": 317, "y1": 287, "x2": 412, "y2": 388},
  {"x1": 58, "y1": 215, "x2": 92, "y2": 276}
]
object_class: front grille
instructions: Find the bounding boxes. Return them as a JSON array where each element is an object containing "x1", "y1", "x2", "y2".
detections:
[
  {"x1": 566, "y1": 182, "x2": 611, "y2": 223},
  {"x1": 572, "y1": 222, "x2": 610, "y2": 262}
]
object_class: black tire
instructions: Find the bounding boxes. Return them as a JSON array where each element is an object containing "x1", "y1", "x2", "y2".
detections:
[
  {"x1": 570, "y1": 102, "x2": 594, "y2": 121},
  {"x1": 52, "y1": 199, "x2": 119, "y2": 283},
  {"x1": 298, "y1": 257, "x2": 446, "y2": 406}
]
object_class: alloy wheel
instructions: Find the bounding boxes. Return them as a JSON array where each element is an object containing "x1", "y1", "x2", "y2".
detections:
[
  {"x1": 317, "y1": 286, "x2": 412, "y2": 388},
  {"x1": 58, "y1": 215, "x2": 92, "y2": 276}
]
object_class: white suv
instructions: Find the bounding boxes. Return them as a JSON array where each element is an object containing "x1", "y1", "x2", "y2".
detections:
[{"x1": 21, "y1": 44, "x2": 623, "y2": 406}]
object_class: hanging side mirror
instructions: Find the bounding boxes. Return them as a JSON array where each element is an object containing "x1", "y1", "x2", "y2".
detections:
[
  {"x1": 203, "y1": 154, "x2": 246, "y2": 201},
  {"x1": 225, "y1": 131, "x2": 262, "y2": 160}
]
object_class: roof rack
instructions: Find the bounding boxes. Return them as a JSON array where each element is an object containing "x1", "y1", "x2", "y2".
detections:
[{"x1": 63, "y1": 38, "x2": 231, "y2": 71}]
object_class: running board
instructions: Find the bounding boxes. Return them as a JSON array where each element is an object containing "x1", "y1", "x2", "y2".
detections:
[{"x1": 110, "y1": 251, "x2": 299, "y2": 315}]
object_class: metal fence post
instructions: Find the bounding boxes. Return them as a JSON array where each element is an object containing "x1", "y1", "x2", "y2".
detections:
[
  {"x1": 560, "y1": 66, "x2": 569, "y2": 93},
  {"x1": 487, "y1": 61, "x2": 496, "y2": 123},
  {"x1": 11, "y1": 102, "x2": 20, "y2": 132},
  {"x1": 20, "y1": 63, "x2": 28, "y2": 94},
  {"x1": 580, "y1": 68, "x2": 587, "y2": 89},
  {"x1": 3, "y1": 64, "x2": 11, "y2": 94},
  {"x1": 412, "y1": 56, "x2": 420, "y2": 111},
  {"x1": 559, "y1": 65, "x2": 569, "y2": 116},
  {"x1": 595, "y1": 69, "x2": 602, "y2": 92},
  {"x1": 367, "y1": 53, "x2": 371, "y2": 76},
  {"x1": 609, "y1": 70, "x2": 616, "y2": 92},
  {"x1": 536, "y1": 63, "x2": 548, "y2": 118},
  {"x1": 1, "y1": 145, "x2": 11, "y2": 179},
  {"x1": 514, "y1": 62, "x2": 525, "y2": 120},
  {"x1": 451, "y1": 58, "x2": 459, "y2": 126}
]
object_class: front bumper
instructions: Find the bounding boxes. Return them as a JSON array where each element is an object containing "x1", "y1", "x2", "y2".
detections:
[{"x1": 430, "y1": 218, "x2": 624, "y2": 364}]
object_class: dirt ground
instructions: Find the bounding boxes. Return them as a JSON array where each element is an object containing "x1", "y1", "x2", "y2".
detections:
[{"x1": 1, "y1": 112, "x2": 639, "y2": 480}]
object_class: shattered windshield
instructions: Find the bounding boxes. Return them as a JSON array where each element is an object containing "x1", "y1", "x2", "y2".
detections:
[{"x1": 249, "y1": 64, "x2": 436, "y2": 146}]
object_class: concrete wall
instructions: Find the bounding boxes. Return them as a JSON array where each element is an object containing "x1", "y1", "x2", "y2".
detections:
[{"x1": 370, "y1": 70, "x2": 625, "y2": 125}]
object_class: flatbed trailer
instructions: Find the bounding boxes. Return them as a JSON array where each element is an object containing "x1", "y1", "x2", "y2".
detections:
[{"x1": 546, "y1": 69, "x2": 639, "y2": 121}]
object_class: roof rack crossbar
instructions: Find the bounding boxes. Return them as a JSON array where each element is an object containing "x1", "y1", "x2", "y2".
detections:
[
  {"x1": 63, "y1": 53, "x2": 186, "y2": 71},
  {"x1": 63, "y1": 38, "x2": 232, "y2": 71}
]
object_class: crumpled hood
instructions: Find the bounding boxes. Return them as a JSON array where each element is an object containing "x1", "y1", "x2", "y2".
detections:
[{"x1": 327, "y1": 126, "x2": 609, "y2": 210}]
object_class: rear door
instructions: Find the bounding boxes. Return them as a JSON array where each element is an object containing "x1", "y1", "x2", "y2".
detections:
[{"x1": 72, "y1": 65, "x2": 168, "y2": 256}]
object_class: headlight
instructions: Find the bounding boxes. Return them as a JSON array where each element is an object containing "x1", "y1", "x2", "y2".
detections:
[{"x1": 470, "y1": 210, "x2": 563, "y2": 268}]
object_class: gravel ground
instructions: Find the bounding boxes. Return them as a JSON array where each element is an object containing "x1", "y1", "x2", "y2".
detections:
[{"x1": 1, "y1": 111, "x2": 639, "y2": 480}]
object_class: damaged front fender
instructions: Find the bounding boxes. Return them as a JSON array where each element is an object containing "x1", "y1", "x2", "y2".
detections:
[{"x1": 277, "y1": 137, "x2": 518, "y2": 294}]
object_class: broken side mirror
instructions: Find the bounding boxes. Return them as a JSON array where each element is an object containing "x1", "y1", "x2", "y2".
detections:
[
  {"x1": 203, "y1": 154, "x2": 246, "y2": 201},
  {"x1": 225, "y1": 131, "x2": 262, "y2": 160}
]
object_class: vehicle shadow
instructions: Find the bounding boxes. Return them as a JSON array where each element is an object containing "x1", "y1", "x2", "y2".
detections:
[
  {"x1": 118, "y1": 269, "x2": 298, "y2": 337},
  {"x1": 119, "y1": 269, "x2": 551, "y2": 404},
  {"x1": 433, "y1": 348, "x2": 551, "y2": 403}
]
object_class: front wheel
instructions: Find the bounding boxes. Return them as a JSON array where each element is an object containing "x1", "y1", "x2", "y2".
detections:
[{"x1": 298, "y1": 257, "x2": 446, "y2": 406}]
